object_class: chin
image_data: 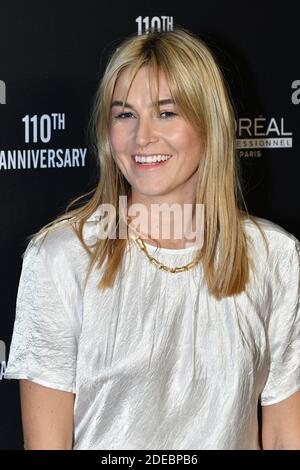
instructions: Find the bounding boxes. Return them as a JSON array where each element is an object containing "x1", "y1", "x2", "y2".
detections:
[{"x1": 137, "y1": 189, "x2": 171, "y2": 198}]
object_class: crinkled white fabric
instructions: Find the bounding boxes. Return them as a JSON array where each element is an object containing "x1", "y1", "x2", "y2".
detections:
[{"x1": 5, "y1": 212, "x2": 300, "y2": 450}]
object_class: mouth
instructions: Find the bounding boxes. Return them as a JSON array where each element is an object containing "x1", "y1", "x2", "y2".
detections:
[{"x1": 131, "y1": 154, "x2": 173, "y2": 170}]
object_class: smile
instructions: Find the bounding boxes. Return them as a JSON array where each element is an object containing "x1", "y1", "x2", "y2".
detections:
[{"x1": 133, "y1": 154, "x2": 172, "y2": 164}]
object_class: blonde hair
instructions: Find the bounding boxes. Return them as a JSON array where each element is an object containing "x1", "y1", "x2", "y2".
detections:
[{"x1": 29, "y1": 27, "x2": 253, "y2": 299}]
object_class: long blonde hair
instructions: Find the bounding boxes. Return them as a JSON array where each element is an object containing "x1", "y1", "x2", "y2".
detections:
[{"x1": 29, "y1": 27, "x2": 252, "y2": 299}]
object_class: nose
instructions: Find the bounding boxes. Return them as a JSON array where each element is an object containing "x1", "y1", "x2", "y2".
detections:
[{"x1": 135, "y1": 116, "x2": 159, "y2": 147}]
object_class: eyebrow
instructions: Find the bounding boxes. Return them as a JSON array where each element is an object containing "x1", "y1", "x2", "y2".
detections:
[{"x1": 111, "y1": 99, "x2": 175, "y2": 109}]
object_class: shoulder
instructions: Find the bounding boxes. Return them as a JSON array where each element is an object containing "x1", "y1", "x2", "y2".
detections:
[
  {"x1": 25, "y1": 220, "x2": 79, "y2": 265},
  {"x1": 243, "y1": 215, "x2": 299, "y2": 270},
  {"x1": 23, "y1": 212, "x2": 100, "y2": 277},
  {"x1": 244, "y1": 215, "x2": 298, "y2": 248}
]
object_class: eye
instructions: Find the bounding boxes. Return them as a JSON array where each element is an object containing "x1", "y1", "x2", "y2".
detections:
[
  {"x1": 160, "y1": 111, "x2": 177, "y2": 119},
  {"x1": 114, "y1": 112, "x2": 134, "y2": 119}
]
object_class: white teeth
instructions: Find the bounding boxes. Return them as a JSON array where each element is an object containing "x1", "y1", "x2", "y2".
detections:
[{"x1": 134, "y1": 154, "x2": 172, "y2": 163}]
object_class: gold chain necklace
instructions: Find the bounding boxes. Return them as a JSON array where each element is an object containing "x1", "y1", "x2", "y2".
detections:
[{"x1": 135, "y1": 237, "x2": 202, "y2": 273}]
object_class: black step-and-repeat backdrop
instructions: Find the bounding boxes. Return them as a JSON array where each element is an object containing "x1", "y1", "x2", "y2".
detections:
[{"x1": 0, "y1": 1, "x2": 299, "y2": 449}]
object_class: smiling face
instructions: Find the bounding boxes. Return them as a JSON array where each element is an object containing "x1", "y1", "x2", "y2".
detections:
[{"x1": 109, "y1": 66, "x2": 203, "y2": 205}]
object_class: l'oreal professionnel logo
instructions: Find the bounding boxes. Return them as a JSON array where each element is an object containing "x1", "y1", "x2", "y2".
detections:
[{"x1": 237, "y1": 116, "x2": 293, "y2": 158}]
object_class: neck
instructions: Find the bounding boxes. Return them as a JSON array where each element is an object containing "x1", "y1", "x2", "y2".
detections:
[{"x1": 126, "y1": 191, "x2": 201, "y2": 250}]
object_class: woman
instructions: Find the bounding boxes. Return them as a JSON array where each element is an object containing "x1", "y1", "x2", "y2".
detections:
[{"x1": 5, "y1": 27, "x2": 300, "y2": 450}]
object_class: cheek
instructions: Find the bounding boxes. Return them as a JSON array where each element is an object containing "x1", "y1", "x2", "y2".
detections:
[
  {"x1": 110, "y1": 126, "x2": 130, "y2": 153},
  {"x1": 169, "y1": 127, "x2": 201, "y2": 156},
  {"x1": 183, "y1": 129, "x2": 203, "y2": 161},
  {"x1": 110, "y1": 128, "x2": 132, "y2": 177}
]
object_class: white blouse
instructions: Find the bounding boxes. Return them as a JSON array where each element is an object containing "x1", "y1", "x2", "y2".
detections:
[{"x1": 5, "y1": 210, "x2": 300, "y2": 450}]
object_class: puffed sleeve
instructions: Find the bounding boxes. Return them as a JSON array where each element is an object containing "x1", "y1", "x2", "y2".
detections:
[
  {"x1": 5, "y1": 237, "x2": 77, "y2": 393},
  {"x1": 260, "y1": 236, "x2": 300, "y2": 405}
]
